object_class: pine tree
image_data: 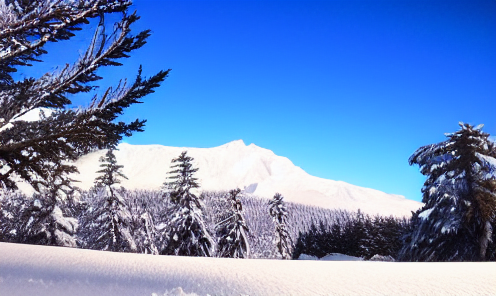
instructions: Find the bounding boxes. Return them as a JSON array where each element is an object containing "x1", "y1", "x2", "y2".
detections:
[
  {"x1": 10, "y1": 163, "x2": 80, "y2": 247},
  {"x1": 216, "y1": 188, "x2": 250, "y2": 258},
  {"x1": 268, "y1": 192, "x2": 292, "y2": 259},
  {"x1": 363, "y1": 215, "x2": 406, "y2": 260},
  {"x1": 19, "y1": 193, "x2": 79, "y2": 247},
  {"x1": 129, "y1": 198, "x2": 159, "y2": 255},
  {"x1": 0, "y1": 189, "x2": 26, "y2": 242},
  {"x1": 399, "y1": 123, "x2": 496, "y2": 261},
  {"x1": 0, "y1": 0, "x2": 168, "y2": 194},
  {"x1": 341, "y1": 210, "x2": 367, "y2": 258},
  {"x1": 161, "y1": 151, "x2": 213, "y2": 257},
  {"x1": 91, "y1": 146, "x2": 136, "y2": 252},
  {"x1": 137, "y1": 211, "x2": 159, "y2": 255}
]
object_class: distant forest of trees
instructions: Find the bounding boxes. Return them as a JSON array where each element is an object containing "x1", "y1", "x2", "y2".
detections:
[
  {"x1": 0, "y1": 0, "x2": 495, "y2": 263},
  {"x1": 0, "y1": 186, "x2": 408, "y2": 260}
]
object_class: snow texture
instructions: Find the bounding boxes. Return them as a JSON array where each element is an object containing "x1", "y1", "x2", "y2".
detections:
[
  {"x1": 1, "y1": 242, "x2": 495, "y2": 296},
  {"x1": 418, "y1": 208, "x2": 433, "y2": 219},
  {"x1": 298, "y1": 253, "x2": 364, "y2": 261},
  {"x1": 27, "y1": 140, "x2": 422, "y2": 217}
]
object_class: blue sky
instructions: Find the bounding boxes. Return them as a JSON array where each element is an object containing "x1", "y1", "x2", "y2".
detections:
[{"x1": 21, "y1": 0, "x2": 496, "y2": 202}]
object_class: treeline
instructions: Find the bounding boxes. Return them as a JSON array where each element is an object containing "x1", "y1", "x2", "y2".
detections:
[
  {"x1": 292, "y1": 211, "x2": 407, "y2": 260},
  {"x1": 0, "y1": 186, "x2": 407, "y2": 260}
]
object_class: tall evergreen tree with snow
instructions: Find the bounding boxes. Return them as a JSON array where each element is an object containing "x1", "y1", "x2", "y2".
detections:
[
  {"x1": 399, "y1": 123, "x2": 496, "y2": 261},
  {"x1": 90, "y1": 146, "x2": 136, "y2": 252},
  {"x1": 216, "y1": 188, "x2": 250, "y2": 258},
  {"x1": 268, "y1": 193, "x2": 292, "y2": 259},
  {"x1": 0, "y1": 0, "x2": 168, "y2": 194},
  {"x1": 136, "y1": 211, "x2": 159, "y2": 255},
  {"x1": 0, "y1": 189, "x2": 26, "y2": 242},
  {"x1": 12, "y1": 158, "x2": 80, "y2": 247},
  {"x1": 20, "y1": 193, "x2": 79, "y2": 247},
  {"x1": 161, "y1": 151, "x2": 213, "y2": 257},
  {"x1": 129, "y1": 198, "x2": 159, "y2": 255}
]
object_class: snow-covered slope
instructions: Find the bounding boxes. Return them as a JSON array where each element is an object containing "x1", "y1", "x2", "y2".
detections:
[
  {"x1": 1, "y1": 242, "x2": 495, "y2": 296},
  {"x1": 64, "y1": 140, "x2": 421, "y2": 217}
]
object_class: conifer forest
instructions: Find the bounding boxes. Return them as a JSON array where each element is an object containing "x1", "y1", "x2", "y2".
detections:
[{"x1": 1, "y1": 0, "x2": 496, "y2": 265}]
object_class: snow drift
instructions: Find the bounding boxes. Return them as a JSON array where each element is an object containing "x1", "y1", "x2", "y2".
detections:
[
  {"x1": 1, "y1": 242, "x2": 494, "y2": 296},
  {"x1": 18, "y1": 140, "x2": 422, "y2": 216}
]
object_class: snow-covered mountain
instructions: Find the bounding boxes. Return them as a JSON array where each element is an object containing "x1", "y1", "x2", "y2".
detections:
[{"x1": 65, "y1": 140, "x2": 421, "y2": 217}]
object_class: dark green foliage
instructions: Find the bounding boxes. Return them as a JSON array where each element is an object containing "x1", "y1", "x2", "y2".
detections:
[
  {"x1": 0, "y1": 0, "x2": 168, "y2": 193},
  {"x1": 292, "y1": 211, "x2": 408, "y2": 260},
  {"x1": 399, "y1": 123, "x2": 496, "y2": 261}
]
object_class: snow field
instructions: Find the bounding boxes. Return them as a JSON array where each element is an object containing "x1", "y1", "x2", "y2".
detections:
[{"x1": 1, "y1": 242, "x2": 495, "y2": 296}]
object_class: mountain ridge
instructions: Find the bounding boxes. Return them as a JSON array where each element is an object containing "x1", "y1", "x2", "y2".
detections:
[{"x1": 63, "y1": 140, "x2": 422, "y2": 217}]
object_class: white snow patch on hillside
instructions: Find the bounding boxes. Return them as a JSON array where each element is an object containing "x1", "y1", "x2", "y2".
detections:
[
  {"x1": 67, "y1": 140, "x2": 421, "y2": 217},
  {"x1": 1, "y1": 242, "x2": 495, "y2": 296}
]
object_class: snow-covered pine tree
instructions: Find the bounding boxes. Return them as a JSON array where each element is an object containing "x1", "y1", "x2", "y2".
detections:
[
  {"x1": 137, "y1": 211, "x2": 159, "y2": 254},
  {"x1": 399, "y1": 123, "x2": 496, "y2": 261},
  {"x1": 0, "y1": 0, "x2": 168, "y2": 194},
  {"x1": 91, "y1": 146, "x2": 136, "y2": 252},
  {"x1": 129, "y1": 198, "x2": 159, "y2": 255},
  {"x1": 161, "y1": 151, "x2": 213, "y2": 257},
  {"x1": 14, "y1": 169, "x2": 79, "y2": 247},
  {"x1": 0, "y1": 189, "x2": 29, "y2": 242},
  {"x1": 268, "y1": 193, "x2": 292, "y2": 259},
  {"x1": 216, "y1": 188, "x2": 250, "y2": 258}
]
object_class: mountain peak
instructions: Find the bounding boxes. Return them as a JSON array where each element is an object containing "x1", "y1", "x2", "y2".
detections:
[
  {"x1": 63, "y1": 141, "x2": 422, "y2": 217},
  {"x1": 222, "y1": 139, "x2": 246, "y2": 148}
]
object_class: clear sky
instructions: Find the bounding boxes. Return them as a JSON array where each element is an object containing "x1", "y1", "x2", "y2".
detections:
[{"x1": 18, "y1": 0, "x2": 496, "y2": 202}]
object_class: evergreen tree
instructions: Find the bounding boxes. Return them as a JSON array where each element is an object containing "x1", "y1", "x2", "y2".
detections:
[
  {"x1": 161, "y1": 151, "x2": 213, "y2": 257},
  {"x1": 268, "y1": 192, "x2": 292, "y2": 259},
  {"x1": 399, "y1": 123, "x2": 496, "y2": 261},
  {"x1": 20, "y1": 195, "x2": 79, "y2": 247},
  {"x1": 9, "y1": 162, "x2": 80, "y2": 247},
  {"x1": 328, "y1": 220, "x2": 344, "y2": 253},
  {"x1": 290, "y1": 223, "x2": 325, "y2": 259},
  {"x1": 0, "y1": 0, "x2": 168, "y2": 193},
  {"x1": 362, "y1": 215, "x2": 406, "y2": 260},
  {"x1": 342, "y1": 210, "x2": 367, "y2": 257},
  {"x1": 216, "y1": 188, "x2": 250, "y2": 258},
  {"x1": 90, "y1": 147, "x2": 136, "y2": 252},
  {"x1": 137, "y1": 211, "x2": 159, "y2": 255},
  {"x1": 129, "y1": 199, "x2": 159, "y2": 255},
  {"x1": 291, "y1": 231, "x2": 307, "y2": 259},
  {"x1": 0, "y1": 189, "x2": 33, "y2": 243}
]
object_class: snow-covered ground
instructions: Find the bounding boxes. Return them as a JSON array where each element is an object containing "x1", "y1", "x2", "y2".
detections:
[
  {"x1": 17, "y1": 140, "x2": 422, "y2": 217},
  {"x1": 1, "y1": 242, "x2": 494, "y2": 296}
]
